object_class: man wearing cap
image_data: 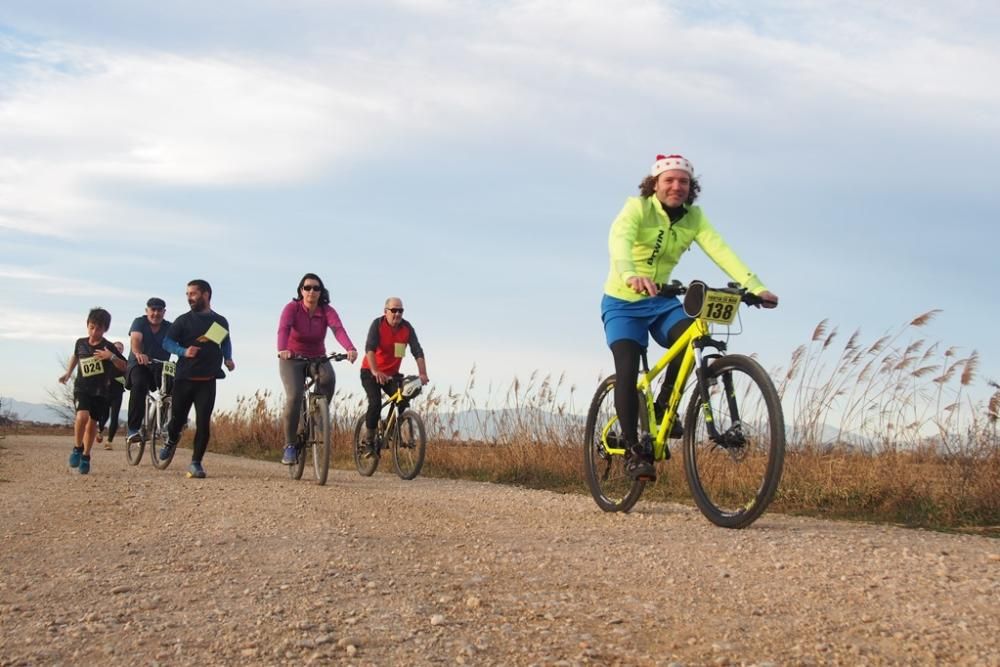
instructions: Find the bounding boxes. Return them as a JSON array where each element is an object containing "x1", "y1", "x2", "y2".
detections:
[
  {"x1": 125, "y1": 297, "x2": 173, "y2": 443},
  {"x1": 602, "y1": 153, "x2": 779, "y2": 481}
]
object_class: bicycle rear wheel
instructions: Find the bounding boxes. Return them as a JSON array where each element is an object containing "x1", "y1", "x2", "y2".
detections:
[
  {"x1": 392, "y1": 409, "x2": 426, "y2": 480},
  {"x1": 352, "y1": 415, "x2": 379, "y2": 476},
  {"x1": 150, "y1": 398, "x2": 175, "y2": 470},
  {"x1": 682, "y1": 354, "x2": 785, "y2": 528},
  {"x1": 310, "y1": 396, "x2": 331, "y2": 485},
  {"x1": 583, "y1": 375, "x2": 645, "y2": 512}
]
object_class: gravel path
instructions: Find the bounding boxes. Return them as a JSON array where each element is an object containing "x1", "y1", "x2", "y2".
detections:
[{"x1": 1, "y1": 434, "x2": 997, "y2": 666}]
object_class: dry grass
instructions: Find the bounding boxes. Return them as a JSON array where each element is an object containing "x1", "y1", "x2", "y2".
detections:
[{"x1": 33, "y1": 313, "x2": 994, "y2": 534}]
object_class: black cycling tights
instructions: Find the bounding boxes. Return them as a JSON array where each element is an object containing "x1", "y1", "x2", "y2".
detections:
[{"x1": 610, "y1": 318, "x2": 691, "y2": 445}]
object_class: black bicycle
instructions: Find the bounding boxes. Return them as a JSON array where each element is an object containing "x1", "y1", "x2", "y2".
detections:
[
  {"x1": 352, "y1": 375, "x2": 427, "y2": 480},
  {"x1": 126, "y1": 358, "x2": 174, "y2": 468},
  {"x1": 287, "y1": 352, "x2": 348, "y2": 486}
]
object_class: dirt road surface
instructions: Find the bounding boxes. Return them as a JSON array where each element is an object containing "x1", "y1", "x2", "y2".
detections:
[{"x1": 1, "y1": 435, "x2": 997, "y2": 666}]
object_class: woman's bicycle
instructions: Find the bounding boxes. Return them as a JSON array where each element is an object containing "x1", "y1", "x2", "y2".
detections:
[
  {"x1": 352, "y1": 375, "x2": 427, "y2": 480},
  {"x1": 126, "y1": 358, "x2": 175, "y2": 468},
  {"x1": 584, "y1": 280, "x2": 785, "y2": 528},
  {"x1": 286, "y1": 352, "x2": 347, "y2": 486}
]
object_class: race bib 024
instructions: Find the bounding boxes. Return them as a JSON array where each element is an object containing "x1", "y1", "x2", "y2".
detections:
[{"x1": 79, "y1": 356, "x2": 104, "y2": 378}]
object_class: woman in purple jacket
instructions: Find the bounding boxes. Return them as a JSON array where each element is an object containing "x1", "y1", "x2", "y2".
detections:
[{"x1": 277, "y1": 273, "x2": 358, "y2": 464}]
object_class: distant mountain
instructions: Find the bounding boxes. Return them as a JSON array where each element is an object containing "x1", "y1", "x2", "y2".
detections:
[{"x1": 1, "y1": 397, "x2": 76, "y2": 425}]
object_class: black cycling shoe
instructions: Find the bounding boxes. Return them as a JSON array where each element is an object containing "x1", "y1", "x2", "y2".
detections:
[{"x1": 625, "y1": 441, "x2": 656, "y2": 482}]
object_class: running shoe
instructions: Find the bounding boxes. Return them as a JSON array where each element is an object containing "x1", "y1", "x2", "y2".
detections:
[
  {"x1": 281, "y1": 445, "x2": 298, "y2": 465},
  {"x1": 79, "y1": 456, "x2": 91, "y2": 475},
  {"x1": 159, "y1": 438, "x2": 177, "y2": 461},
  {"x1": 68, "y1": 447, "x2": 83, "y2": 468},
  {"x1": 186, "y1": 461, "x2": 206, "y2": 479}
]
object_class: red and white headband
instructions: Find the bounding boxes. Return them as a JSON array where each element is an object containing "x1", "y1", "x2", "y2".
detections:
[{"x1": 650, "y1": 154, "x2": 694, "y2": 178}]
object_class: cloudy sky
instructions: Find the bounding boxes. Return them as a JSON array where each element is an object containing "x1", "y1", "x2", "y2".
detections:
[{"x1": 1, "y1": 0, "x2": 998, "y2": 417}]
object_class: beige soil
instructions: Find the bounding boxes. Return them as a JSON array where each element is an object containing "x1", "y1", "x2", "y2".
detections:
[{"x1": 1, "y1": 434, "x2": 997, "y2": 666}]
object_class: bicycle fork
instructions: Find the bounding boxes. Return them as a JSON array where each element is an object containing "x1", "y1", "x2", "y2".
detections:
[{"x1": 692, "y1": 338, "x2": 745, "y2": 447}]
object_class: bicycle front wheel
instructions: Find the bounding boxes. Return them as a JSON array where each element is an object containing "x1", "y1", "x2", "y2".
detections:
[
  {"x1": 682, "y1": 354, "x2": 785, "y2": 528},
  {"x1": 352, "y1": 415, "x2": 379, "y2": 476},
  {"x1": 289, "y1": 398, "x2": 307, "y2": 480},
  {"x1": 392, "y1": 409, "x2": 426, "y2": 480},
  {"x1": 150, "y1": 398, "x2": 175, "y2": 470},
  {"x1": 126, "y1": 412, "x2": 145, "y2": 465},
  {"x1": 310, "y1": 396, "x2": 331, "y2": 485},
  {"x1": 583, "y1": 375, "x2": 645, "y2": 513}
]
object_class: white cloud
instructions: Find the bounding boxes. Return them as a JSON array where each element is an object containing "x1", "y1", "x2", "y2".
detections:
[
  {"x1": 0, "y1": 265, "x2": 144, "y2": 298},
  {"x1": 0, "y1": 305, "x2": 83, "y2": 342}
]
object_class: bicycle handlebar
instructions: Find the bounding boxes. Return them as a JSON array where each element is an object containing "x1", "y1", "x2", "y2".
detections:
[
  {"x1": 282, "y1": 352, "x2": 350, "y2": 362},
  {"x1": 654, "y1": 280, "x2": 774, "y2": 307}
]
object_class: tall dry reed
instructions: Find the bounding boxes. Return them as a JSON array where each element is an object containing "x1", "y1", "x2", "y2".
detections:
[{"x1": 202, "y1": 316, "x2": 998, "y2": 532}]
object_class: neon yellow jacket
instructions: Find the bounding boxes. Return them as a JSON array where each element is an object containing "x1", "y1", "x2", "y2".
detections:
[{"x1": 604, "y1": 196, "x2": 767, "y2": 302}]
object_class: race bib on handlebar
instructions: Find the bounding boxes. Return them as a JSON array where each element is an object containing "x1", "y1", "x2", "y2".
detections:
[
  {"x1": 80, "y1": 356, "x2": 104, "y2": 378},
  {"x1": 699, "y1": 290, "x2": 741, "y2": 325},
  {"x1": 163, "y1": 360, "x2": 176, "y2": 377}
]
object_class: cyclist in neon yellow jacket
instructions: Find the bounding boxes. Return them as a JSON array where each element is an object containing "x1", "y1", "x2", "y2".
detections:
[{"x1": 602, "y1": 154, "x2": 778, "y2": 481}]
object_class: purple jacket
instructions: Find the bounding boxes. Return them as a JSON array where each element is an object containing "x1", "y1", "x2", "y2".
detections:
[{"x1": 277, "y1": 301, "x2": 356, "y2": 358}]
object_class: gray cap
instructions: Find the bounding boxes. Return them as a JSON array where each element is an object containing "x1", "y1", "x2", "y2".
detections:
[{"x1": 146, "y1": 297, "x2": 166, "y2": 308}]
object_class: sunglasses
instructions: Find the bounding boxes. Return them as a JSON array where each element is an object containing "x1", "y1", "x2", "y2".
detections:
[
  {"x1": 386, "y1": 307, "x2": 404, "y2": 314},
  {"x1": 301, "y1": 285, "x2": 322, "y2": 292}
]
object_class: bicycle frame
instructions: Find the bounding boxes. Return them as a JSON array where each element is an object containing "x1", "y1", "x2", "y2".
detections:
[
  {"x1": 602, "y1": 314, "x2": 734, "y2": 463},
  {"x1": 145, "y1": 360, "x2": 173, "y2": 425},
  {"x1": 375, "y1": 387, "x2": 406, "y2": 440}
]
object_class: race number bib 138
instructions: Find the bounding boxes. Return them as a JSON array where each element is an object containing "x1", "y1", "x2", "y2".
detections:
[
  {"x1": 699, "y1": 290, "x2": 741, "y2": 325},
  {"x1": 80, "y1": 356, "x2": 104, "y2": 378},
  {"x1": 394, "y1": 342, "x2": 407, "y2": 358}
]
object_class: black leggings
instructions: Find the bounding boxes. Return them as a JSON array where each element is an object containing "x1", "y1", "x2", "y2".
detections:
[
  {"x1": 611, "y1": 318, "x2": 691, "y2": 444},
  {"x1": 360, "y1": 370, "x2": 406, "y2": 430},
  {"x1": 168, "y1": 378, "x2": 217, "y2": 463}
]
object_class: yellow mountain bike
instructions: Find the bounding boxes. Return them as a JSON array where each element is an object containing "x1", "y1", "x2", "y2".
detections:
[
  {"x1": 352, "y1": 375, "x2": 427, "y2": 480},
  {"x1": 584, "y1": 280, "x2": 785, "y2": 528}
]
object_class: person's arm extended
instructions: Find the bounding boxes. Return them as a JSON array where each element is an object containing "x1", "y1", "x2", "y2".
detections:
[
  {"x1": 59, "y1": 353, "x2": 78, "y2": 384},
  {"x1": 407, "y1": 324, "x2": 429, "y2": 384},
  {"x1": 693, "y1": 215, "x2": 766, "y2": 295},
  {"x1": 325, "y1": 306, "x2": 357, "y2": 352},
  {"x1": 608, "y1": 198, "x2": 642, "y2": 285},
  {"x1": 277, "y1": 302, "x2": 293, "y2": 353},
  {"x1": 162, "y1": 336, "x2": 187, "y2": 357}
]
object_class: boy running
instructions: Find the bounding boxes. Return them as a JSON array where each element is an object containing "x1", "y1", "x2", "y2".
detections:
[{"x1": 59, "y1": 308, "x2": 127, "y2": 474}]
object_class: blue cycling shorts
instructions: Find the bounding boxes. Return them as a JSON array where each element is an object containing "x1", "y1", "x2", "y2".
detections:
[{"x1": 601, "y1": 293, "x2": 687, "y2": 348}]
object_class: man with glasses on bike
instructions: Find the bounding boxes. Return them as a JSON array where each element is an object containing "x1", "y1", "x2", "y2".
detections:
[
  {"x1": 603, "y1": 154, "x2": 778, "y2": 481},
  {"x1": 277, "y1": 273, "x2": 358, "y2": 465},
  {"x1": 360, "y1": 297, "x2": 429, "y2": 455},
  {"x1": 160, "y1": 279, "x2": 235, "y2": 479},
  {"x1": 125, "y1": 297, "x2": 172, "y2": 444}
]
